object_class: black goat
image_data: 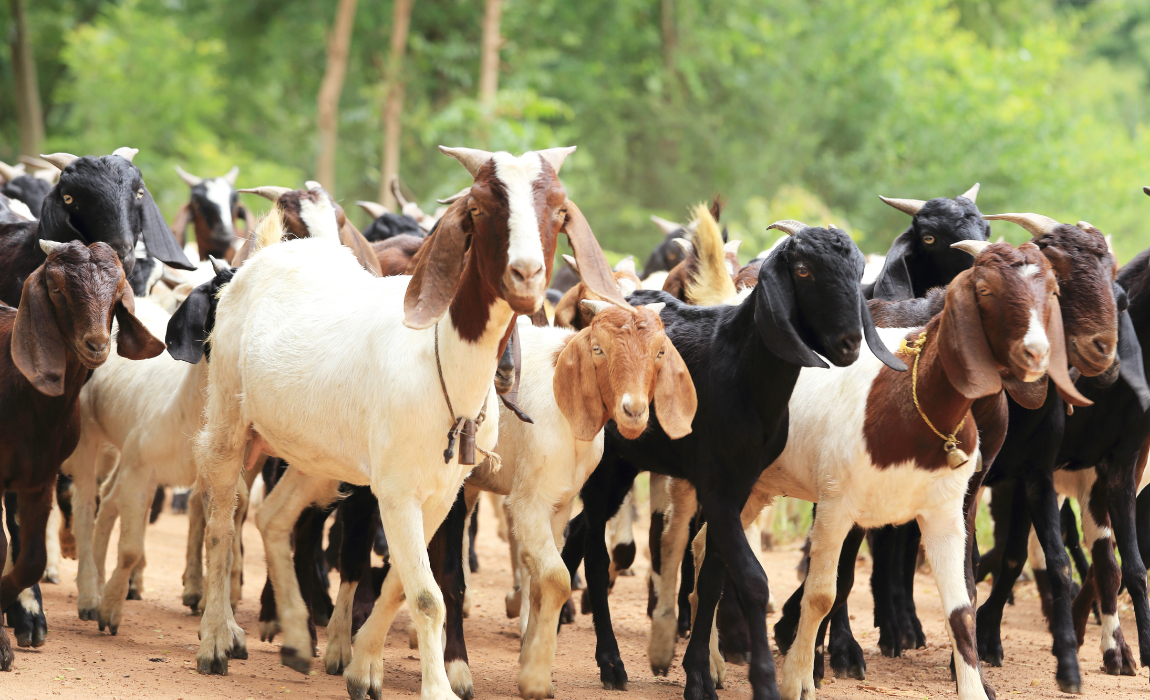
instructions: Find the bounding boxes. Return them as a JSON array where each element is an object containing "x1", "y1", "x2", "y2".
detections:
[
  {"x1": 561, "y1": 220, "x2": 905, "y2": 700},
  {"x1": 355, "y1": 200, "x2": 425, "y2": 243}
]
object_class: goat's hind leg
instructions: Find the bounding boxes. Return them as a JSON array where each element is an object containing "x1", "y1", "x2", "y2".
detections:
[
  {"x1": 324, "y1": 487, "x2": 375, "y2": 675},
  {"x1": 2, "y1": 486, "x2": 53, "y2": 651},
  {"x1": 183, "y1": 487, "x2": 206, "y2": 612},
  {"x1": 1100, "y1": 454, "x2": 1150, "y2": 675},
  {"x1": 649, "y1": 477, "x2": 695, "y2": 676},
  {"x1": 97, "y1": 466, "x2": 154, "y2": 635}
]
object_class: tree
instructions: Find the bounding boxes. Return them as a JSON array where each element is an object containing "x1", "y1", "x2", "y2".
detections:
[
  {"x1": 316, "y1": 0, "x2": 358, "y2": 194},
  {"x1": 9, "y1": 0, "x2": 45, "y2": 157},
  {"x1": 478, "y1": 0, "x2": 502, "y2": 109},
  {"x1": 380, "y1": 0, "x2": 414, "y2": 208}
]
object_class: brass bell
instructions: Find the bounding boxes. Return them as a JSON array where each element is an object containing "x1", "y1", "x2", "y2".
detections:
[
  {"x1": 945, "y1": 441, "x2": 969, "y2": 469},
  {"x1": 459, "y1": 419, "x2": 477, "y2": 466}
]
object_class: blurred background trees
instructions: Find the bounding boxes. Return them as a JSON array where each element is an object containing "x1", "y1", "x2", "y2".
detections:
[{"x1": 3, "y1": 0, "x2": 1150, "y2": 261}]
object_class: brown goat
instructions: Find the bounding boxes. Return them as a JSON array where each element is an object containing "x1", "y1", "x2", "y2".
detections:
[
  {"x1": 553, "y1": 256, "x2": 642, "y2": 329},
  {"x1": 372, "y1": 233, "x2": 425, "y2": 277},
  {"x1": 0, "y1": 240, "x2": 163, "y2": 670}
]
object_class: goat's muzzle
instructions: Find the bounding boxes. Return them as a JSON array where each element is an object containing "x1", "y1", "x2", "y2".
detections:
[
  {"x1": 1068, "y1": 333, "x2": 1117, "y2": 378},
  {"x1": 502, "y1": 257, "x2": 547, "y2": 313},
  {"x1": 615, "y1": 392, "x2": 650, "y2": 439}
]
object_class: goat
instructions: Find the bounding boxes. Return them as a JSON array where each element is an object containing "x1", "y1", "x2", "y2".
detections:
[
  {"x1": 0, "y1": 240, "x2": 164, "y2": 670},
  {"x1": 553, "y1": 255, "x2": 641, "y2": 330},
  {"x1": 372, "y1": 234, "x2": 425, "y2": 276},
  {"x1": 0, "y1": 160, "x2": 53, "y2": 215},
  {"x1": 193, "y1": 146, "x2": 626, "y2": 700},
  {"x1": 642, "y1": 213, "x2": 694, "y2": 278},
  {"x1": 0, "y1": 150, "x2": 194, "y2": 308},
  {"x1": 561, "y1": 210, "x2": 905, "y2": 699},
  {"x1": 171, "y1": 165, "x2": 251, "y2": 262},
  {"x1": 356, "y1": 199, "x2": 425, "y2": 242}
]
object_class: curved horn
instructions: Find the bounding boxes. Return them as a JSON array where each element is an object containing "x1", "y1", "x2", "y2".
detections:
[
  {"x1": 0, "y1": 160, "x2": 23, "y2": 182},
  {"x1": 950, "y1": 240, "x2": 993, "y2": 258},
  {"x1": 221, "y1": 166, "x2": 240, "y2": 186},
  {"x1": 208, "y1": 255, "x2": 229, "y2": 274},
  {"x1": 766, "y1": 220, "x2": 809, "y2": 237},
  {"x1": 357, "y1": 201, "x2": 389, "y2": 219},
  {"x1": 438, "y1": 146, "x2": 494, "y2": 178},
  {"x1": 537, "y1": 146, "x2": 577, "y2": 174},
  {"x1": 436, "y1": 187, "x2": 471, "y2": 205},
  {"x1": 112, "y1": 147, "x2": 138, "y2": 163},
  {"x1": 175, "y1": 166, "x2": 203, "y2": 187},
  {"x1": 305, "y1": 180, "x2": 324, "y2": 191},
  {"x1": 724, "y1": 239, "x2": 742, "y2": 256},
  {"x1": 40, "y1": 153, "x2": 80, "y2": 171},
  {"x1": 580, "y1": 299, "x2": 612, "y2": 319},
  {"x1": 1076, "y1": 220, "x2": 1099, "y2": 233},
  {"x1": 650, "y1": 214, "x2": 680, "y2": 236},
  {"x1": 238, "y1": 186, "x2": 293, "y2": 202},
  {"x1": 959, "y1": 182, "x2": 980, "y2": 203},
  {"x1": 1144, "y1": 186, "x2": 1150, "y2": 198},
  {"x1": 39, "y1": 240, "x2": 67, "y2": 256},
  {"x1": 982, "y1": 212, "x2": 1060, "y2": 237},
  {"x1": 562, "y1": 254, "x2": 579, "y2": 272},
  {"x1": 673, "y1": 238, "x2": 694, "y2": 256},
  {"x1": 390, "y1": 176, "x2": 411, "y2": 208},
  {"x1": 614, "y1": 255, "x2": 636, "y2": 275},
  {"x1": 878, "y1": 195, "x2": 926, "y2": 217}
]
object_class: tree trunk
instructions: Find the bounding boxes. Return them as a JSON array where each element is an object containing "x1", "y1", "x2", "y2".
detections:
[
  {"x1": 316, "y1": 0, "x2": 359, "y2": 194},
  {"x1": 478, "y1": 0, "x2": 502, "y2": 109},
  {"x1": 661, "y1": 0, "x2": 677, "y2": 74},
  {"x1": 380, "y1": 0, "x2": 414, "y2": 209},
  {"x1": 10, "y1": 0, "x2": 45, "y2": 157}
]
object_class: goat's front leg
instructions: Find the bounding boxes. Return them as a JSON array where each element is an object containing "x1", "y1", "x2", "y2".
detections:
[
  {"x1": 230, "y1": 474, "x2": 252, "y2": 612},
  {"x1": 42, "y1": 494, "x2": 61, "y2": 584},
  {"x1": 1101, "y1": 454, "x2": 1150, "y2": 675},
  {"x1": 649, "y1": 477, "x2": 696, "y2": 675},
  {"x1": 429, "y1": 486, "x2": 472, "y2": 700},
  {"x1": 324, "y1": 486, "x2": 376, "y2": 675},
  {"x1": 183, "y1": 487, "x2": 206, "y2": 612},
  {"x1": 67, "y1": 449, "x2": 102, "y2": 620},
  {"x1": 97, "y1": 466, "x2": 152, "y2": 635},
  {"x1": 1075, "y1": 479, "x2": 1134, "y2": 675},
  {"x1": 976, "y1": 479, "x2": 1030, "y2": 666},
  {"x1": 1, "y1": 486, "x2": 53, "y2": 652},
  {"x1": 0, "y1": 491, "x2": 9, "y2": 671},
  {"x1": 919, "y1": 503, "x2": 991, "y2": 700}
]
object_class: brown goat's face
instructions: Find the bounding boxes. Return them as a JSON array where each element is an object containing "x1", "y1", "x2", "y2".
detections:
[
  {"x1": 1036, "y1": 224, "x2": 1118, "y2": 377},
  {"x1": 586, "y1": 305, "x2": 673, "y2": 439},
  {"x1": 973, "y1": 243, "x2": 1057, "y2": 382},
  {"x1": 42, "y1": 241, "x2": 129, "y2": 368}
]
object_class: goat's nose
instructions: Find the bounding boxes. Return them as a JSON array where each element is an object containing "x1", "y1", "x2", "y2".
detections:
[
  {"x1": 86, "y1": 338, "x2": 109, "y2": 354},
  {"x1": 620, "y1": 393, "x2": 646, "y2": 420},
  {"x1": 509, "y1": 258, "x2": 544, "y2": 285},
  {"x1": 836, "y1": 333, "x2": 861, "y2": 358},
  {"x1": 1094, "y1": 338, "x2": 1113, "y2": 358}
]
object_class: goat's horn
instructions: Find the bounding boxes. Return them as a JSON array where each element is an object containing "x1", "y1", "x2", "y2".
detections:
[
  {"x1": 878, "y1": 195, "x2": 926, "y2": 217},
  {"x1": 1105, "y1": 234, "x2": 1115, "y2": 256},
  {"x1": 305, "y1": 180, "x2": 324, "y2": 191},
  {"x1": 536, "y1": 146, "x2": 577, "y2": 175},
  {"x1": 239, "y1": 186, "x2": 293, "y2": 202},
  {"x1": 439, "y1": 146, "x2": 494, "y2": 178},
  {"x1": 950, "y1": 240, "x2": 993, "y2": 258},
  {"x1": 614, "y1": 255, "x2": 636, "y2": 274},
  {"x1": 650, "y1": 215, "x2": 680, "y2": 236},
  {"x1": 562, "y1": 254, "x2": 579, "y2": 273},
  {"x1": 766, "y1": 220, "x2": 808, "y2": 237},
  {"x1": 724, "y1": 240, "x2": 742, "y2": 255},
  {"x1": 357, "y1": 201, "x2": 389, "y2": 219},
  {"x1": 222, "y1": 166, "x2": 239, "y2": 186},
  {"x1": 580, "y1": 299, "x2": 612, "y2": 319},
  {"x1": 208, "y1": 255, "x2": 229, "y2": 274},
  {"x1": 959, "y1": 182, "x2": 980, "y2": 203},
  {"x1": 40, "y1": 153, "x2": 80, "y2": 171},
  {"x1": 175, "y1": 166, "x2": 203, "y2": 187},
  {"x1": 0, "y1": 160, "x2": 23, "y2": 181},
  {"x1": 643, "y1": 301, "x2": 666, "y2": 315},
  {"x1": 673, "y1": 238, "x2": 694, "y2": 256},
  {"x1": 436, "y1": 187, "x2": 471, "y2": 205},
  {"x1": 390, "y1": 176, "x2": 411, "y2": 207},
  {"x1": 1077, "y1": 220, "x2": 1097, "y2": 232},
  {"x1": 112, "y1": 147, "x2": 138, "y2": 163},
  {"x1": 982, "y1": 212, "x2": 1060, "y2": 236},
  {"x1": 39, "y1": 240, "x2": 67, "y2": 256}
]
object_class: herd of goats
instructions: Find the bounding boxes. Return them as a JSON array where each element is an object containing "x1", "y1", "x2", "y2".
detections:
[{"x1": 1, "y1": 145, "x2": 1150, "y2": 700}]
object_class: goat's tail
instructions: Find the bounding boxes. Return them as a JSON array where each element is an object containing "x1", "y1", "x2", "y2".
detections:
[
  {"x1": 249, "y1": 208, "x2": 286, "y2": 255},
  {"x1": 684, "y1": 203, "x2": 737, "y2": 306}
]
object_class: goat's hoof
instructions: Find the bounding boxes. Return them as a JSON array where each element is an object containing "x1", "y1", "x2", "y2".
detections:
[
  {"x1": 650, "y1": 662, "x2": 670, "y2": 677},
  {"x1": 682, "y1": 669, "x2": 718, "y2": 700},
  {"x1": 724, "y1": 651, "x2": 749, "y2": 666},
  {"x1": 597, "y1": 653, "x2": 627, "y2": 691},
  {"x1": 97, "y1": 619, "x2": 106, "y2": 632},
  {"x1": 107, "y1": 624, "x2": 119, "y2": 636},
  {"x1": 198, "y1": 654, "x2": 228, "y2": 675},
  {"x1": 42, "y1": 570, "x2": 60, "y2": 585},
  {"x1": 324, "y1": 656, "x2": 345, "y2": 676},
  {"x1": 505, "y1": 589, "x2": 521, "y2": 619},
  {"x1": 281, "y1": 647, "x2": 311, "y2": 674},
  {"x1": 0, "y1": 639, "x2": 12, "y2": 671},
  {"x1": 15, "y1": 625, "x2": 46, "y2": 648},
  {"x1": 346, "y1": 676, "x2": 381, "y2": 700},
  {"x1": 517, "y1": 675, "x2": 553, "y2": 699},
  {"x1": 182, "y1": 592, "x2": 202, "y2": 611},
  {"x1": 1104, "y1": 641, "x2": 1137, "y2": 676},
  {"x1": 1057, "y1": 679, "x2": 1082, "y2": 694},
  {"x1": 830, "y1": 637, "x2": 867, "y2": 680},
  {"x1": 558, "y1": 597, "x2": 576, "y2": 625},
  {"x1": 230, "y1": 641, "x2": 248, "y2": 661},
  {"x1": 127, "y1": 587, "x2": 142, "y2": 601},
  {"x1": 447, "y1": 659, "x2": 474, "y2": 699},
  {"x1": 314, "y1": 610, "x2": 331, "y2": 628},
  {"x1": 78, "y1": 607, "x2": 97, "y2": 621},
  {"x1": 407, "y1": 625, "x2": 418, "y2": 649},
  {"x1": 774, "y1": 615, "x2": 799, "y2": 654},
  {"x1": 259, "y1": 619, "x2": 280, "y2": 643}
]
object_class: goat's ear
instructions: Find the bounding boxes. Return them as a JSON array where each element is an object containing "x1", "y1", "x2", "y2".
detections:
[
  {"x1": 339, "y1": 221, "x2": 383, "y2": 276},
  {"x1": 860, "y1": 294, "x2": 906, "y2": 371},
  {"x1": 753, "y1": 244, "x2": 828, "y2": 368},
  {"x1": 1001, "y1": 374, "x2": 1048, "y2": 410},
  {"x1": 871, "y1": 232, "x2": 916, "y2": 302},
  {"x1": 938, "y1": 269, "x2": 1001, "y2": 398},
  {"x1": 404, "y1": 198, "x2": 471, "y2": 329},
  {"x1": 113, "y1": 283, "x2": 165, "y2": 360},
  {"x1": 170, "y1": 202, "x2": 192, "y2": 248},
  {"x1": 552, "y1": 287, "x2": 581, "y2": 330},
  {"x1": 1117, "y1": 305, "x2": 1150, "y2": 412},
  {"x1": 140, "y1": 188, "x2": 196, "y2": 271},
  {"x1": 553, "y1": 330, "x2": 607, "y2": 441},
  {"x1": 561, "y1": 201, "x2": 631, "y2": 312},
  {"x1": 12, "y1": 266, "x2": 67, "y2": 396},
  {"x1": 1044, "y1": 294, "x2": 1092, "y2": 407},
  {"x1": 165, "y1": 280, "x2": 213, "y2": 363},
  {"x1": 654, "y1": 337, "x2": 697, "y2": 439}
]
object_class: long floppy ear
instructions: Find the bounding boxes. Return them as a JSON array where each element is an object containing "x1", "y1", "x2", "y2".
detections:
[
  {"x1": 404, "y1": 198, "x2": 472, "y2": 329},
  {"x1": 1044, "y1": 294, "x2": 1092, "y2": 407},
  {"x1": 338, "y1": 221, "x2": 383, "y2": 276},
  {"x1": 871, "y1": 231, "x2": 916, "y2": 301},
  {"x1": 561, "y1": 201, "x2": 631, "y2": 311},
  {"x1": 140, "y1": 188, "x2": 196, "y2": 270},
  {"x1": 753, "y1": 243, "x2": 828, "y2": 368},
  {"x1": 1117, "y1": 306, "x2": 1150, "y2": 412},
  {"x1": 113, "y1": 283, "x2": 165, "y2": 360},
  {"x1": 552, "y1": 285, "x2": 582, "y2": 330},
  {"x1": 860, "y1": 294, "x2": 906, "y2": 371},
  {"x1": 11, "y1": 266, "x2": 67, "y2": 396},
  {"x1": 170, "y1": 202, "x2": 192, "y2": 248},
  {"x1": 1001, "y1": 374, "x2": 1048, "y2": 410},
  {"x1": 653, "y1": 337, "x2": 697, "y2": 439},
  {"x1": 553, "y1": 330, "x2": 607, "y2": 441},
  {"x1": 165, "y1": 281, "x2": 214, "y2": 363},
  {"x1": 937, "y1": 269, "x2": 1001, "y2": 398}
]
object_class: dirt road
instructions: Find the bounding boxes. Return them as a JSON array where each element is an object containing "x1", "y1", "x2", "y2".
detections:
[{"x1": 5, "y1": 496, "x2": 1149, "y2": 699}]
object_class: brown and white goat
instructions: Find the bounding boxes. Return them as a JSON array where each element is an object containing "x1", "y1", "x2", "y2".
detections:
[
  {"x1": 0, "y1": 240, "x2": 164, "y2": 670},
  {"x1": 171, "y1": 166, "x2": 251, "y2": 262}
]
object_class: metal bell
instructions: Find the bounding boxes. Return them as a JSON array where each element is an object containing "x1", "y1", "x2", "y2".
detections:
[
  {"x1": 945, "y1": 441, "x2": 969, "y2": 469},
  {"x1": 459, "y1": 419, "x2": 477, "y2": 466}
]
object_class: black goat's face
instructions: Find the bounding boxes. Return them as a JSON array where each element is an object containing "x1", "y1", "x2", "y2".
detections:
[
  {"x1": 912, "y1": 196, "x2": 990, "y2": 282},
  {"x1": 189, "y1": 178, "x2": 240, "y2": 248}
]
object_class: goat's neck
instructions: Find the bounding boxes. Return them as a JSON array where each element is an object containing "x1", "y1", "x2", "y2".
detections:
[
  {"x1": 439, "y1": 264, "x2": 515, "y2": 420},
  {"x1": 913, "y1": 316, "x2": 975, "y2": 435}
]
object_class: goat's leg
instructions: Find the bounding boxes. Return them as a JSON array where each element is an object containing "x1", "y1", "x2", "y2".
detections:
[
  {"x1": 649, "y1": 476, "x2": 696, "y2": 675},
  {"x1": 1028, "y1": 526, "x2": 1055, "y2": 623},
  {"x1": 230, "y1": 475, "x2": 251, "y2": 613},
  {"x1": 976, "y1": 482, "x2": 1013, "y2": 584},
  {"x1": 898, "y1": 521, "x2": 926, "y2": 649},
  {"x1": 606, "y1": 486, "x2": 637, "y2": 587},
  {"x1": 918, "y1": 504, "x2": 991, "y2": 700},
  {"x1": 0, "y1": 492, "x2": 9, "y2": 671},
  {"x1": 66, "y1": 438, "x2": 106, "y2": 620},
  {"x1": 2, "y1": 486, "x2": 53, "y2": 649},
  {"x1": 429, "y1": 486, "x2": 472, "y2": 700},
  {"x1": 1024, "y1": 469, "x2": 1082, "y2": 694},
  {"x1": 647, "y1": 473, "x2": 669, "y2": 618},
  {"x1": 42, "y1": 493, "x2": 61, "y2": 584},
  {"x1": 3, "y1": 499, "x2": 46, "y2": 650},
  {"x1": 324, "y1": 486, "x2": 376, "y2": 676},
  {"x1": 780, "y1": 499, "x2": 850, "y2": 700},
  {"x1": 683, "y1": 523, "x2": 725, "y2": 698},
  {"x1": 183, "y1": 486, "x2": 206, "y2": 612},
  {"x1": 870, "y1": 525, "x2": 905, "y2": 657},
  {"x1": 977, "y1": 478, "x2": 1030, "y2": 666},
  {"x1": 255, "y1": 467, "x2": 339, "y2": 673},
  {"x1": 505, "y1": 506, "x2": 523, "y2": 619},
  {"x1": 1101, "y1": 454, "x2": 1150, "y2": 674},
  {"x1": 91, "y1": 478, "x2": 121, "y2": 594},
  {"x1": 1076, "y1": 478, "x2": 1133, "y2": 675},
  {"x1": 826, "y1": 527, "x2": 867, "y2": 681},
  {"x1": 97, "y1": 467, "x2": 153, "y2": 635}
]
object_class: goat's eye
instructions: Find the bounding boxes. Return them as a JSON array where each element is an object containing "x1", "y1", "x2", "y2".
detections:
[
  {"x1": 978, "y1": 287, "x2": 991, "y2": 296},
  {"x1": 469, "y1": 207, "x2": 480, "y2": 216},
  {"x1": 923, "y1": 235, "x2": 936, "y2": 245},
  {"x1": 62, "y1": 194, "x2": 73, "y2": 205},
  {"x1": 657, "y1": 349, "x2": 665, "y2": 360},
  {"x1": 592, "y1": 345, "x2": 604, "y2": 356},
  {"x1": 795, "y1": 265, "x2": 810, "y2": 278},
  {"x1": 137, "y1": 188, "x2": 145, "y2": 200},
  {"x1": 49, "y1": 287, "x2": 61, "y2": 294}
]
